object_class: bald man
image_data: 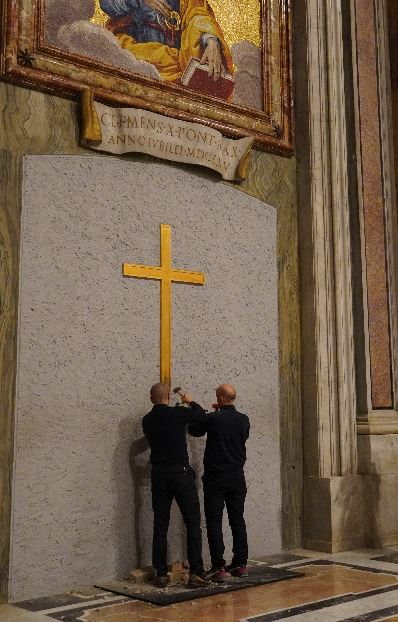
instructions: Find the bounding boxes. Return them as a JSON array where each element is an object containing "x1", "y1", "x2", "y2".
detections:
[
  {"x1": 189, "y1": 384, "x2": 250, "y2": 582},
  {"x1": 142, "y1": 383, "x2": 210, "y2": 588}
]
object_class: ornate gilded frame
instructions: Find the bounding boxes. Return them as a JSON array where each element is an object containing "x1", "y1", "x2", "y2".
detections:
[{"x1": 0, "y1": 0, "x2": 292, "y2": 152}]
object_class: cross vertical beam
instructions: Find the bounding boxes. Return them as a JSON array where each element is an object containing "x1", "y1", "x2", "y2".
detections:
[
  {"x1": 160, "y1": 224, "x2": 172, "y2": 385},
  {"x1": 122, "y1": 224, "x2": 205, "y2": 387}
]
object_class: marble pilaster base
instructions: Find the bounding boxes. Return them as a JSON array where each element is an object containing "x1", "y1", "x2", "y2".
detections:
[
  {"x1": 303, "y1": 475, "x2": 366, "y2": 552},
  {"x1": 358, "y1": 434, "x2": 398, "y2": 547}
]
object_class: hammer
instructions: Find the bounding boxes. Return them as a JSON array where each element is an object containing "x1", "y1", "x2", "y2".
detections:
[{"x1": 173, "y1": 386, "x2": 185, "y2": 399}]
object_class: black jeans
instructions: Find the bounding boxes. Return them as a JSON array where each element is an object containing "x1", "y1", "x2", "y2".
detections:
[
  {"x1": 203, "y1": 469, "x2": 248, "y2": 568},
  {"x1": 151, "y1": 465, "x2": 203, "y2": 576}
]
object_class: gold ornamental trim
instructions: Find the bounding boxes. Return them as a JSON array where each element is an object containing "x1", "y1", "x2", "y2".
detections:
[{"x1": 80, "y1": 89, "x2": 102, "y2": 144}]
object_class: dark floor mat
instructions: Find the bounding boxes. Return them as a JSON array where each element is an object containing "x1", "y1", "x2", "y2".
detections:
[
  {"x1": 95, "y1": 566, "x2": 302, "y2": 606},
  {"x1": 251, "y1": 553, "x2": 310, "y2": 565},
  {"x1": 370, "y1": 553, "x2": 398, "y2": 564}
]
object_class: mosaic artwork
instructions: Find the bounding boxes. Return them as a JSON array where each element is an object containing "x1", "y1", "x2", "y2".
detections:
[
  {"x1": 0, "y1": 0, "x2": 292, "y2": 149},
  {"x1": 85, "y1": 0, "x2": 261, "y2": 109}
]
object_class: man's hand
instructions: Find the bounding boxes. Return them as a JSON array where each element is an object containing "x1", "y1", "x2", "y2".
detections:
[
  {"x1": 181, "y1": 393, "x2": 193, "y2": 405},
  {"x1": 200, "y1": 38, "x2": 222, "y2": 80},
  {"x1": 144, "y1": 0, "x2": 171, "y2": 17}
]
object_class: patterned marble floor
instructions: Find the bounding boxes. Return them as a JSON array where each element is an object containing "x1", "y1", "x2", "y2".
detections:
[{"x1": 3, "y1": 549, "x2": 398, "y2": 622}]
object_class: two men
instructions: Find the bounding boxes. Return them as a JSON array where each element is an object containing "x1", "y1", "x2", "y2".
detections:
[{"x1": 142, "y1": 381, "x2": 250, "y2": 587}]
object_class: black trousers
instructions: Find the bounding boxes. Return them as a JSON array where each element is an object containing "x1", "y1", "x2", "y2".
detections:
[
  {"x1": 151, "y1": 465, "x2": 203, "y2": 576},
  {"x1": 203, "y1": 469, "x2": 248, "y2": 568}
]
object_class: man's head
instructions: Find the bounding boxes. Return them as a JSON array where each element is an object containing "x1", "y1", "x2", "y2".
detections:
[
  {"x1": 215, "y1": 383, "x2": 236, "y2": 406},
  {"x1": 150, "y1": 383, "x2": 170, "y2": 405}
]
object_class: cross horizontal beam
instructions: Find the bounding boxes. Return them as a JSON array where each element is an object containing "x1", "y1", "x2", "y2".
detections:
[{"x1": 122, "y1": 263, "x2": 205, "y2": 285}]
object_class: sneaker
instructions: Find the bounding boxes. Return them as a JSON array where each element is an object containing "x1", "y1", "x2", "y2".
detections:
[
  {"x1": 205, "y1": 566, "x2": 227, "y2": 583},
  {"x1": 153, "y1": 575, "x2": 169, "y2": 588},
  {"x1": 226, "y1": 565, "x2": 248, "y2": 578},
  {"x1": 187, "y1": 573, "x2": 212, "y2": 588}
]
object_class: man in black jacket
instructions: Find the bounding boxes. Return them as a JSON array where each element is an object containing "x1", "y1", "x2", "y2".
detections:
[
  {"x1": 189, "y1": 383, "x2": 250, "y2": 582},
  {"x1": 142, "y1": 382, "x2": 210, "y2": 588}
]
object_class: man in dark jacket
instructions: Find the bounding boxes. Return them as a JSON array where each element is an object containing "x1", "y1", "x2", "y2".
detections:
[
  {"x1": 189, "y1": 383, "x2": 250, "y2": 582},
  {"x1": 142, "y1": 382, "x2": 210, "y2": 588}
]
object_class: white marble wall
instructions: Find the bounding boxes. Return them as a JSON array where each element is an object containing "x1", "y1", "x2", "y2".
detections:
[{"x1": 10, "y1": 155, "x2": 279, "y2": 599}]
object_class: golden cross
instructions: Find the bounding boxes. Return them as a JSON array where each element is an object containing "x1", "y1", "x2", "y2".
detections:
[{"x1": 123, "y1": 224, "x2": 205, "y2": 386}]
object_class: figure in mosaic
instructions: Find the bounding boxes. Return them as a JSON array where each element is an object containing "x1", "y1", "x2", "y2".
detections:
[{"x1": 99, "y1": 0, "x2": 234, "y2": 95}]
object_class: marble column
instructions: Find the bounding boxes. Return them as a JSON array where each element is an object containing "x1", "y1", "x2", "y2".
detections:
[
  {"x1": 295, "y1": 0, "x2": 363, "y2": 552},
  {"x1": 297, "y1": 0, "x2": 398, "y2": 551}
]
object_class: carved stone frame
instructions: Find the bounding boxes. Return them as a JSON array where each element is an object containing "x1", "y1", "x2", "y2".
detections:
[{"x1": 0, "y1": 0, "x2": 293, "y2": 152}]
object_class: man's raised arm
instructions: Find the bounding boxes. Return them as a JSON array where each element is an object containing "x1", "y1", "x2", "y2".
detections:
[
  {"x1": 177, "y1": 392, "x2": 208, "y2": 427},
  {"x1": 177, "y1": 393, "x2": 209, "y2": 435}
]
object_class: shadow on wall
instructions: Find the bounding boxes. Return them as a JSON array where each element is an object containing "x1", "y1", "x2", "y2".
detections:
[
  {"x1": 129, "y1": 432, "x2": 152, "y2": 567},
  {"x1": 113, "y1": 416, "x2": 151, "y2": 577},
  {"x1": 367, "y1": 464, "x2": 381, "y2": 547},
  {"x1": 359, "y1": 436, "x2": 381, "y2": 547}
]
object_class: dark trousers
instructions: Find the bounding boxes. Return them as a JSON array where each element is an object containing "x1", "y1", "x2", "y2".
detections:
[
  {"x1": 151, "y1": 465, "x2": 203, "y2": 576},
  {"x1": 203, "y1": 469, "x2": 248, "y2": 568}
]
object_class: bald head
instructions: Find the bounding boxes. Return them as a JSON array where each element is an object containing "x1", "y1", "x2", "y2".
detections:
[
  {"x1": 150, "y1": 383, "x2": 170, "y2": 405},
  {"x1": 216, "y1": 383, "x2": 236, "y2": 406}
]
